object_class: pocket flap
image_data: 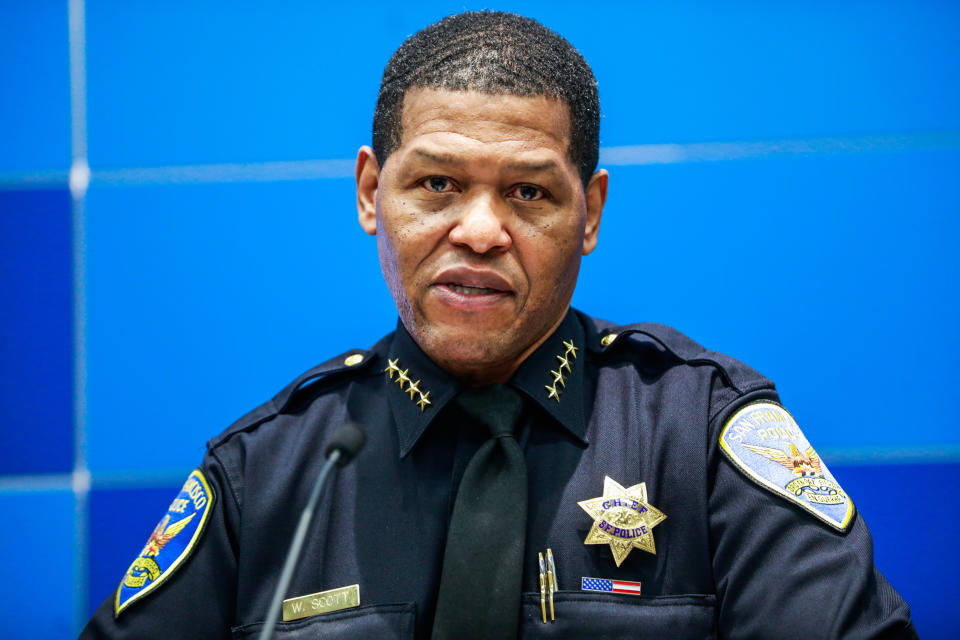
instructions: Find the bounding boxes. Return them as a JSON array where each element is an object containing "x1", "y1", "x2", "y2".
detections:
[
  {"x1": 521, "y1": 592, "x2": 716, "y2": 639},
  {"x1": 232, "y1": 602, "x2": 415, "y2": 639}
]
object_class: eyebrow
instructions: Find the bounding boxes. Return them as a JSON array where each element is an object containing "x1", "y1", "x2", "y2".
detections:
[
  {"x1": 410, "y1": 148, "x2": 562, "y2": 174},
  {"x1": 505, "y1": 159, "x2": 561, "y2": 173},
  {"x1": 411, "y1": 149, "x2": 463, "y2": 166}
]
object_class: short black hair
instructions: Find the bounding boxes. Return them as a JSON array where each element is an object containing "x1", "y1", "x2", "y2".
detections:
[{"x1": 372, "y1": 11, "x2": 600, "y2": 186}]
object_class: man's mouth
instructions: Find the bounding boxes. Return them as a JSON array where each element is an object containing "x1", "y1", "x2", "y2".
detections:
[
  {"x1": 443, "y1": 283, "x2": 507, "y2": 296},
  {"x1": 433, "y1": 266, "x2": 514, "y2": 295},
  {"x1": 431, "y1": 267, "x2": 515, "y2": 310}
]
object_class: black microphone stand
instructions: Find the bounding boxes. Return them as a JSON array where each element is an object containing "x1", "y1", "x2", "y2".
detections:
[{"x1": 257, "y1": 423, "x2": 365, "y2": 640}]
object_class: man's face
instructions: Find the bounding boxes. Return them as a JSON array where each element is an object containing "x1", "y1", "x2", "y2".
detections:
[{"x1": 356, "y1": 89, "x2": 607, "y2": 384}]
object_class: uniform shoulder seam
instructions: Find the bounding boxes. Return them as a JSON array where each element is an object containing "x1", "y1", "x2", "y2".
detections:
[
  {"x1": 206, "y1": 346, "x2": 378, "y2": 451},
  {"x1": 585, "y1": 316, "x2": 773, "y2": 396},
  {"x1": 207, "y1": 446, "x2": 242, "y2": 513}
]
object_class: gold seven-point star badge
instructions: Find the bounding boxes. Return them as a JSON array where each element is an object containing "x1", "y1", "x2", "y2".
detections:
[{"x1": 578, "y1": 476, "x2": 667, "y2": 566}]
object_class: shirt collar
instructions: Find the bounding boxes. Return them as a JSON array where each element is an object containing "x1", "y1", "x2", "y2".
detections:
[
  {"x1": 385, "y1": 321, "x2": 464, "y2": 458},
  {"x1": 508, "y1": 309, "x2": 589, "y2": 444},
  {"x1": 385, "y1": 310, "x2": 589, "y2": 458}
]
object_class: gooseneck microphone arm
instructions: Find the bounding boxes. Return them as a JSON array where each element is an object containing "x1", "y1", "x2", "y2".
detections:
[{"x1": 257, "y1": 423, "x2": 366, "y2": 640}]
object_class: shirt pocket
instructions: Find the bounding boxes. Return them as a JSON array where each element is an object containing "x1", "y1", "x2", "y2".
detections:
[
  {"x1": 231, "y1": 602, "x2": 415, "y2": 639},
  {"x1": 520, "y1": 591, "x2": 716, "y2": 640}
]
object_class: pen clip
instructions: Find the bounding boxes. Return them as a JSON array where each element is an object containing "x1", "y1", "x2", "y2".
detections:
[
  {"x1": 546, "y1": 548, "x2": 557, "y2": 621},
  {"x1": 538, "y1": 552, "x2": 547, "y2": 623}
]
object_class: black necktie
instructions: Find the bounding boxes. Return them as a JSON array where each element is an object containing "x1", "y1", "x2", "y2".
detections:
[{"x1": 432, "y1": 384, "x2": 528, "y2": 640}]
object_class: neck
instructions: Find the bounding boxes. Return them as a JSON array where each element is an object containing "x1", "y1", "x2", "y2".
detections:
[{"x1": 428, "y1": 310, "x2": 570, "y2": 387}]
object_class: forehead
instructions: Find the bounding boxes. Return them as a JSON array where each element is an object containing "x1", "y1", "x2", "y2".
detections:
[{"x1": 395, "y1": 88, "x2": 573, "y2": 166}]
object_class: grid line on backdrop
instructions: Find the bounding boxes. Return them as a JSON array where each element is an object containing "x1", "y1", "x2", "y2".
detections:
[
  {"x1": 68, "y1": 0, "x2": 90, "y2": 633},
  {"x1": 2, "y1": 130, "x2": 960, "y2": 190}
]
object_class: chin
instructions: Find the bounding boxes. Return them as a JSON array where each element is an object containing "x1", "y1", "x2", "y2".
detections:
[
  {"x1": 420, "y1": 323, "x2": 517, "y2": 370},
  {"x1": 437, "y1": 328, "x2": 506, "y2": 359}
]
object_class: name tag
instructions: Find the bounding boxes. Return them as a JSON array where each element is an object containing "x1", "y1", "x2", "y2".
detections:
[{"x1": 282, "y1": 584, "x2": 360, "y2": 621}]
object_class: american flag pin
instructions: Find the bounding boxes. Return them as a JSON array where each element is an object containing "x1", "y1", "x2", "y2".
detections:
[{"x1": 581, "y1": 577, "x2": 642, "y2": 596}]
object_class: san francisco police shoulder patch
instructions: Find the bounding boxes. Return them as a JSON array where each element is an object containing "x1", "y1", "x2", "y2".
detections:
[
  {"x1": 719, "y1": 401, "x2": 855, "y2": 532},
  {"x1": 115, "y1": 468, "x2": 215, "y2": 617}
]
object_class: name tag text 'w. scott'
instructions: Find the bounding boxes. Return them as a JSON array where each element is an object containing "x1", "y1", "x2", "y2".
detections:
[{"x1": 282, "y1": 584, "x2": 360, "y2": 621}]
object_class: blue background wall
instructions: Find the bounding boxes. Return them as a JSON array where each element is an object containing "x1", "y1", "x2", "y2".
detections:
[{"x1": 1, "y1": 1, "x2": 958, "y2": 637}]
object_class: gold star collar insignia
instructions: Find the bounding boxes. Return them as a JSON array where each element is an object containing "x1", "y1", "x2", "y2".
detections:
[
  {"x1": 384, "y1": 359, "x2": 400, "y2": 379},
  {"x1": 416, "y1": 391, "x2": 431, "y2": 411},
  {"x1": 544, "y1": 338, "x2": 578, "y2": 402},
  {"x1": 578, "y1": 476, "x2": 667, "y2": 566},
  {"x1": 384, "y1": 358, "x2": 432, "y2": 412}
]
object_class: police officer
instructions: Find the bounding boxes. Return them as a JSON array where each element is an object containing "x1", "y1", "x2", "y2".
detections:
[{"x1": 82, "y1": 11, "x2": 916, "y2": 639}]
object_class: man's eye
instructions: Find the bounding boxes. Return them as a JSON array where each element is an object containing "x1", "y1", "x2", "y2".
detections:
[
  {"x1": 509, "y1": 184, "x2": 546, "y2": 201},
  {"x1": 423, "y1": 176, "x2": 455, "y2": 192}
]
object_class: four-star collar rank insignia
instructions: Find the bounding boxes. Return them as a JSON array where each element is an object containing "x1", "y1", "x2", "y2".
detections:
[
  {"x1": 578, "y1": 476, "x2": 667, "y2": 566},
  {"x1": 545, "y1": 339, "x2": 578, "y2": 402},
  {"x1": 384, "y1": 358, "x2": 432, "y2": 411}
]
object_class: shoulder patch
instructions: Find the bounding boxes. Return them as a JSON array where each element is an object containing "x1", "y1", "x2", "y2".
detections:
[
  {"x1": 719, "y1": 402, "x2": 855, "y2": 532},
  {"x1": 115, "y1": 469, "x2": 215, "y2": 616}
]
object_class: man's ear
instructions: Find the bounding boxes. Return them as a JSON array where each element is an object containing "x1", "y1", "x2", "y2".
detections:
[
  {"x1": 356, "y1": 146, "x2": 380, "y2": 236},
  {"x1": 582, "y1": 168, "x2": 608, "y2": 255}
]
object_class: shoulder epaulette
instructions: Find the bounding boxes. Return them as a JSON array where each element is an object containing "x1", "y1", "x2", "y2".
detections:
[
  {"x1": 585, "y1": 316, "x2": 772, "y2": 396},
  {"x1": 207, "y1": 347, "x2": 376, "y2": 450}
]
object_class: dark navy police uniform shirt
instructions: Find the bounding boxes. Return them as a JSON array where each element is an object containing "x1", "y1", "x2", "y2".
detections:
[{"x1": 82, "y1": 309, "x2": 917, "y2": 639}]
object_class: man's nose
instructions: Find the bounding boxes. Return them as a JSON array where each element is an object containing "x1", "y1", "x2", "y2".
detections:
[{"x1": 448, "y1": 193, "x2": 512, "y2": 254}]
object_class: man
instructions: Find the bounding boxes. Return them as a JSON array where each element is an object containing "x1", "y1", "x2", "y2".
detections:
[{"x1": 83, "y1": 11, "x2": 916, "y2": 639}]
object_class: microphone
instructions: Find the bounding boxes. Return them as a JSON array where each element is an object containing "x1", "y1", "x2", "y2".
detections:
[
  {"x1": 257, "y1": 422, "x2": 366, "y2": 640},
  {"x1": 325, "y1": 422, "x2": 365, "y2": 466}
]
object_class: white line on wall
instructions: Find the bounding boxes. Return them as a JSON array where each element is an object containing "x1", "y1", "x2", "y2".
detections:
[
  {"x1": 598, "y1": 131, "x2": 960, "y2": 165},
  {"x1": 68, "y1": 0, "x2": 90, "y2": 634},
  {"x1": 2, "y1": 131, "x2": 958, "y2": 190}
]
